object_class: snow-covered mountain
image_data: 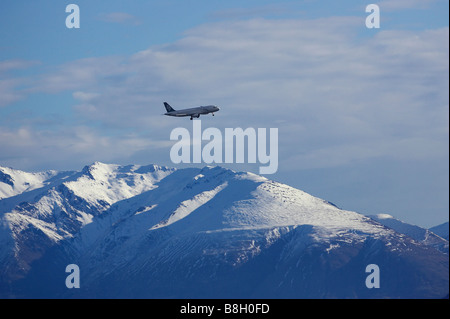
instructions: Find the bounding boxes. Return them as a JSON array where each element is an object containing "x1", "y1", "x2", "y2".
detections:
[
  {"x1": 0, "y1": 162, "x2": 174, "y2": 287},
  {"x1": 0, "y1": 162, "x2": 448, "y2": 298},
  {"x1": 368, "y1": 214, "x2": 448, "y2": 254},
  {"x1": 0, "y1": 166, "x2": 60, "y2": 200}
]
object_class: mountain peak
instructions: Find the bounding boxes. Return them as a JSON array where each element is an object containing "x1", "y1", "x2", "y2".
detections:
[
  {"x1": 0, "y1": 163, "x2": 448, "y2": 298},
  {"x1": 68, "y1": 162, "x2": 175, "y2": 207},
  {"x1": 81, "y1": 161, "x2": 174, "y2": 179},
  {"x1": 0, "y1": 165, "x2": 59, "y2": 200},
  {"x1": 81, "y1": 161, "x2": 117, "y2": 179}
]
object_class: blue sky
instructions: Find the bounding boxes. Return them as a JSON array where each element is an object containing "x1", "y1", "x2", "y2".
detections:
[{"x1": 0, "y1": 0, "x2": 448, "y2": 228}]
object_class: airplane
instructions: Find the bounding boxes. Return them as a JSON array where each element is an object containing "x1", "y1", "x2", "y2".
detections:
[{"x1": 163, "y1": 102, "x2": 220, "y2": 120}]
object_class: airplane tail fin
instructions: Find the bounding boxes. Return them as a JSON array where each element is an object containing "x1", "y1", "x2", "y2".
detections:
[{"x1": 164, "y1": 102, "x2": 175, "y2": 112}]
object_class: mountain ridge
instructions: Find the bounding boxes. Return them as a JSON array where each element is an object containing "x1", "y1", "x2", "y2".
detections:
[
  {"x1": 368, "y1": 214, "x2": 448, "y2": 254},
  {"x1": 0, "y1": 162, "x2": 448, "y2": 298}
]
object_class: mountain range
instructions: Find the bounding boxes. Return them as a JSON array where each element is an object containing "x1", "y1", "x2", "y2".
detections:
[{"x1": 0, "y1": 162, "x2": 448, "y2": 298}]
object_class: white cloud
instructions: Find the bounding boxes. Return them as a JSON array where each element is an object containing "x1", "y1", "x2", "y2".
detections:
[
  {"x1": 209, "y1": 3, "x2": 302, "y2": 20},
  {"x1": 73, "y1": 91, "x2": 100, "y2": 102},
  {"x1": 0, "y1": 126, "x2": 172, "y2": 171},
  {"x1": 3, "y1": 17, "x2": 448, "y2": 172},
  {"x1": 0, "y1": 78, "x2": 24, "y2": 107},
  {"x1": 0, "y1": 59, "x2": 39, "y2": 107},
  {"x1": 98, "y1": 12, "x2": 142, "y2": 25},
  {"x1": 0, "y1": 59, "x2": 38, "y2": 73},
  {"x1": 378, "y1": 0, "x2": 438, "y2": 11}
]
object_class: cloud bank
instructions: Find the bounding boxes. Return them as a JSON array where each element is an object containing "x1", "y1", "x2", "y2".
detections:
[{"x1": 1, "y1": 17, "x2": 448, "y2": 174}]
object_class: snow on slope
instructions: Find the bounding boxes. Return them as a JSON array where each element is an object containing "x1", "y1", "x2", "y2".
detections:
[
  {"x1": 151, "y1": 180, "x2": 228, "y2": 230},
  {"x1": 1, "y1": 162, "x2": 448, "y2": 298},
  {"x1": 0, "y1": 162, "x2": 175, "y2": 282},
  {"x1": 0, "y1": 163, "x2": 404, "y2": 263},
  {"x1": 65, "y1": 162, "x2": 174, "y2": 207},
  {"x1": 2, "y1": 162, "x2": 175, "y2": 243},
  {"x1": 77, "y1": 165, "x2": 391, "y2": 245},
  {"x1": 62, "y1": 165, "x2": 399, "y2": 286},
  {"x1": 0, "y1": 166, "x2": 59, "y2": 200},
  {"x1": 3, "y1": 163, "x2": 385, "y2": 242},
  {"x1": 368, "y1": 213, "x2": 448, "y2": 253},
  {"x1": 57, "y1": 165, "x2": 446, "y2": 298},
  {"x1": 221, "y1": 179, "x2": 387, "y2": 238}
]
